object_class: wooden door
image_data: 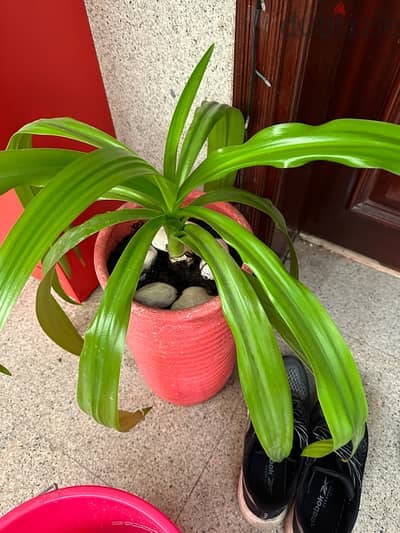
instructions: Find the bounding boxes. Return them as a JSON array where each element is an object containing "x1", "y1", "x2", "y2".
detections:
[
  {"x1": 299, "y1": 0, "x2": 400, "y2": 269},
  {"x1": 234, "y1": 0, "x2": 400, "y2": 270}
]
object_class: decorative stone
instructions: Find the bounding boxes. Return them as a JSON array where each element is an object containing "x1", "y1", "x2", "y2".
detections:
[
  {"x1": 152, "y1": 226, "x2": 168, "y2": 251},
  {"x1": 171, "y1": 286, "x2": 213, "y2": 310},
  {"x1": 152, "y1": 226, "x2": 192, "y2": 264},
  {"x1": 199, "y1": 239, "x2": 229, "y2": 280},
  {"x1": 142, "y1": 245, "x2": 157, "y2": 271},
  {"x1": 134, "y1": 282, "x2": 177, "y2": 308},
  {"x1": 199, "y1": 259, "x2": 213, "y2": 280}
]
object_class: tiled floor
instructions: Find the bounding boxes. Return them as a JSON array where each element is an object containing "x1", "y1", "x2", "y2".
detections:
[{"x1": 0, "y1": 239, "x2": 399, "y2": 532}]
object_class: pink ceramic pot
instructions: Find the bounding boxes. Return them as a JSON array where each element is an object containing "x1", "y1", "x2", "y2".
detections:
[{"x1": 94, "y1": 191, "x2": 251, "y2": 405}]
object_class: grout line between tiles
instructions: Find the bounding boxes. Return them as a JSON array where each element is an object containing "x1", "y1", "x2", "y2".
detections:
[
  {"x1": 174, "y1": 394, "x2": 244, "y2": 523},
  {"x1": 42, "y1": 435, "x2": 113, "y2": 487}
]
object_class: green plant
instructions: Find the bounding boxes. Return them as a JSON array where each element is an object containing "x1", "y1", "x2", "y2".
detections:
[{"x1": 0, "y1": 45, "x2": 399, "y2": 461}]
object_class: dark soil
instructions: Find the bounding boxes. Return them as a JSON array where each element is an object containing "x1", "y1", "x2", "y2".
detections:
[{"x1": 107, "y1": 219, "x2": 242, "y2": 300}]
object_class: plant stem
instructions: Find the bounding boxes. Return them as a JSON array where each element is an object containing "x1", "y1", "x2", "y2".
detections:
[{"x1": 167, "y1": 232, "x2": 185, "y2": 259}]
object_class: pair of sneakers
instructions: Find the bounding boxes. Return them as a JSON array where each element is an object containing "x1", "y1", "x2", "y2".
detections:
[{"x1": 238, "y1": 356, "x2": 368, "y2": 532}]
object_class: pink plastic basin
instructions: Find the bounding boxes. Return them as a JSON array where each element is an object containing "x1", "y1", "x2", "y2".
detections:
[{"x1": 0, "y1": 486, "x2": 181, "y2": 533}]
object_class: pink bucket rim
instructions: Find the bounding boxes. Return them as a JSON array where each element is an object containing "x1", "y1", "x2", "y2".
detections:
[{"x1": 0, "y1": 485, "x2": 181, "y2": 532}]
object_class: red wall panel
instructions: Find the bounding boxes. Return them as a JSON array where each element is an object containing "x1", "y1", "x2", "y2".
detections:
[
  {"x1": 0, "y1": 0, "x2": 115, "y2": 148},
  {"x1": 0, "y1": 1, "x2": 120, "y2": 301}
]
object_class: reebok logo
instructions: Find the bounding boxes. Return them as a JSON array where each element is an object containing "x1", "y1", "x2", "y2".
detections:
[
  {"x1": 265, "y1": 461, "x2": 275, "y2": 495},
  {"x1": 310, "y1": 477, "x2": 332, "y2": 527}
]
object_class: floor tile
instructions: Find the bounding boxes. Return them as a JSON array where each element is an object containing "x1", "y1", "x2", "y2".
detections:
[
  {"x1": 349, "y1": 339, "x2": 400, "y2": 533},
  {"x1": 1, "y1": 241, "x2": 399, "y2": 531},
  {"x1": 81, "y1": 371, "x2": 243, "y2": 521},
  {"x1": 177, "y1": 338, "x2": 400, "y2": 533},
  {"x1": 175, "y1": 399, "x2": 257, "y2": 533},
  {"x1": 0, "y1": 280, "x2": 157, "y2": 481},
  {"x1": 296, "y1": 239, "x2": 400, "y2": 357},
  {"x1": 0, "y1": 427, "x2": 103, "y2": 516},
  {"x1": 0, "y1": 278, "x2": 244, "y2": 520}
]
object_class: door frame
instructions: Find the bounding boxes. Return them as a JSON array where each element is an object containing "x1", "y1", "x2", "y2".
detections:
[{"x1": 233, "y1": 0, "x2": 320, "y2": 252}]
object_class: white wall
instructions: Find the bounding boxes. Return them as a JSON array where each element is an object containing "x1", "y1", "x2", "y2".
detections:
[{"x1": 84, "y1": 0, "x2": 236, "y2": 172}]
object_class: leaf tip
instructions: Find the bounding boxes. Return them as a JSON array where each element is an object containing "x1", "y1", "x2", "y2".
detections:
[
  {"x1": 0, "y1": 364, "x2": 12, "y2": 376},
  {"x1": 118, "y1": 406, "x2": 153, "y2": 432}
]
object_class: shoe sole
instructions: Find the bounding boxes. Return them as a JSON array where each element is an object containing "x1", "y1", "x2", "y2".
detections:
[
  {"x1": 238, "y1": 469, "x2": 288, "y2": 530},
  {"x1": 284, "y1": 504, "x2": 304, "y2": 533}
]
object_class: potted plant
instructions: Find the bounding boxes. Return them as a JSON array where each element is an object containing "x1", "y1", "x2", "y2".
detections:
[
  {"x1": 93, "y1": 188, "x2": 253, "y2": 407},
  {"x1": 0, "y1": 45, "x2": 399, "y2": 462}
]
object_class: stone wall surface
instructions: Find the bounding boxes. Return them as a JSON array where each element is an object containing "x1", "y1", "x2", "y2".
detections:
[{"x1": 85, "y1": 1, "x2": 235, "y2": 171}]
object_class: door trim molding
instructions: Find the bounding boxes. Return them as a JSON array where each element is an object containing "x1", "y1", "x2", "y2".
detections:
[{"x1": 233, "y1": 0, "x2": 318, "y2": 249}]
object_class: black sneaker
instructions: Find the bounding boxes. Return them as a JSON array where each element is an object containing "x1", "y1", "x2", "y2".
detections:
[
  {"x1": 238, "y1": 355, "x2": 314, "y2": 529},
  {"x1": 287, "y1": 404, "x2": 368, "y2": 533}
]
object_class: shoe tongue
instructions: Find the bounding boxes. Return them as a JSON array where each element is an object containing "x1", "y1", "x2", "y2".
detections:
[{"x1": 314, "y1": 465, "x2": 355, "y2": 500}]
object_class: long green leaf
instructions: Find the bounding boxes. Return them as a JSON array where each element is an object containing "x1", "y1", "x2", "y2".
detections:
[
  {"x1": 7, "y1": 117, "x2": 131, "y2": 152},
  {"x1": 178, "y1": 119, "x2": 400, "y2": 200},
  {"x1": 14, "y1": 184, "x2": 36, "y2": 208},
  {"x1": 181, "y1": 223, "x2": 292, "y2": 461},
  {"x1": 190, "y1": 187, "x2": 298, "y2": 278},
  {"x1": 6, "y1": 117, "x2": 131, "y2": 208},
  {"x1": 51, "y1": 270, "x2": 79, "y2": 305},
  {"x1": 103, "y1": 178, "x2": 165, "y2": 209},
  {"x1": 163, "y1": 45, "x2": 214, "y2": 180},
  {"x1": 0, "y1": 149, "x2": 84, "y2": 194},
  {"x1": 78, "y1": 217, "x2": 164, "y2": 430},
  {"x1": 0, "y1": 148, "x2": 158, "y2": 333},
  {"x1": 248, "y1": 274, "x2": 305, "y2": 359},
  {"x1": 303, "y1": 439, "x2": 335, "y2": 458},
  {"x1": 248, "y1": 272, "x2": 332, "y2": 457},
  {"x1": 101, "y1": 186, "x2": 156, "y2": 206},
  {"x1": 205, "y1": 105, "x2": 245, "y2": 190},
  {"x1": 176, "y1": 101, "x2": 243, "y2": 186},
  {"x1": 181, "y1": 206, "x2": 367, "y2": 457},
  {"x1": 36, "y1": 267, "x2": 84, "y2": 355},
  {"x1": 42, "y1": 209, "x2": 161, "y2": 274},
  {"x1": 7, "y1": 127, "x2": 35, "y2": 206},
  {"x1": 7, "y1": 117, "x2": 175, "y2": 206},
  {"x1": 37, "y1": 208, "x2": 160, "y2": 355},
  {"x1": 0, "y1": 147, "x2": 91, "y2": 301}
]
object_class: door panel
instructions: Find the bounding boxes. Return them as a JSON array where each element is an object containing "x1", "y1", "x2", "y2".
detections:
[
  {"x1": 234, "y1": 0, "x2": 400, "y2": 270},
  {"x1": 300, "y1": 0, "x2": 400, "y2": 269}
]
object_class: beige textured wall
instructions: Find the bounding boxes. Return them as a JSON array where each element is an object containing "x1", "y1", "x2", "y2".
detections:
[{"x1": 84, "y1": 1, "x2": 236, "y2": 172}]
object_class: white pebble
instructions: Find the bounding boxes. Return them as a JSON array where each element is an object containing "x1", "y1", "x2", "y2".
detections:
[
  {"x1": 152, "y1": 226, "x2": 168, "y2": 252},
  {"x1": 200, "y1": 260, "x2": 214, "y2": 280},
  {"x1": 142, "y1": 245, "x2": 157, "y2": 271}
]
